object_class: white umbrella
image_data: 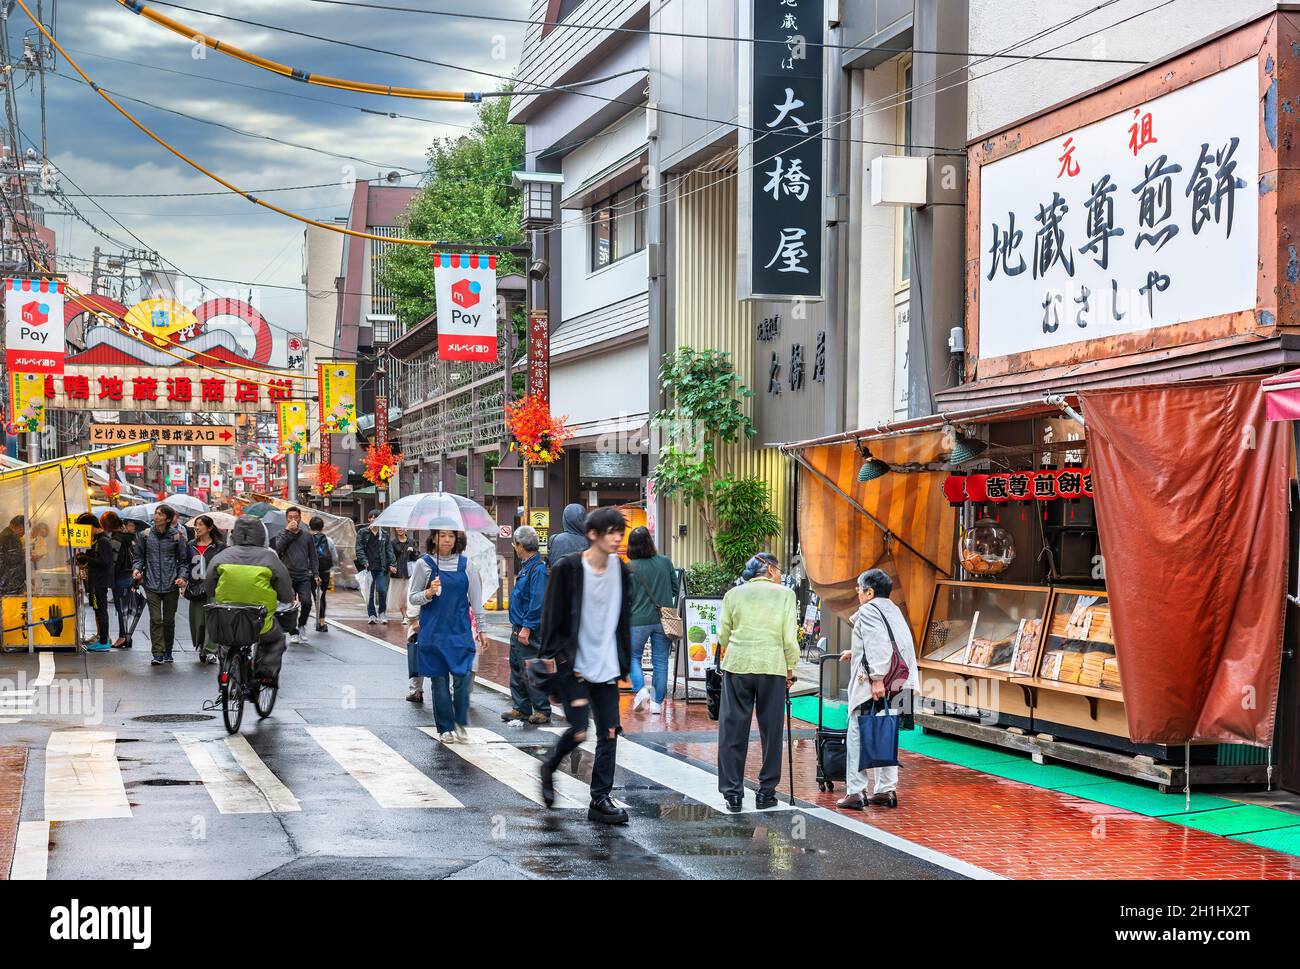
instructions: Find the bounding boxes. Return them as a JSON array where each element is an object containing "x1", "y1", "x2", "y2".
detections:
[
  {"x1": 160, "y1": 493, "x2": 210, "y2": 517},
  {"x1": 466, "y1": 530, "x2": 501, "y2": 603},
  {"x1": 373, "y1": 492, "x2": 496, "y2": 533},
  {"x1": 186, "y1": 511, "x2": 238, "y2": 534}
]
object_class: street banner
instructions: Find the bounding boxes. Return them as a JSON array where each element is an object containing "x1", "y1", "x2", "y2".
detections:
[
  {"x1": 90, "y1": 423, "x2": 236, "y2": 447},
  {"x1": 527, "y1": 309, "x2": 549, "y2": 403},
  {"x1": 40, "y1": 365, "x2": 293, "y2": 414},
  {"x1": 433, "y1": 253, "x2": 498, "y2": 362},
  {"x1": 197, "y1": 474, "x2": 211, "y2": 489},
  {"x1": 738, "y1": 0, "x2": 826, "y2": 300},
  {"x1": 375, "y1": 396, "x2": 388, "y2": 446},
  {"x1": 5, "y1": 277, "x2": 66, "y2": 374},
  {"x1": 278, "y1": 401, "x2": 309, "y2": 456},
  {"x1": 318, "y1": 361, "x2": 357, "y2": 433},
  {"x1": 167, "y1": 462, "x2": 186, "y2": 486},
  {"x1": 211, "y1": 474, "x2": 223, "y2": 493},
  {"x1": 234, "y1": 478, "x2": 246, "y2": 494},
  {"x1": 8, "y1": 371, "x2": 46, "y2": 434},
  {"x1": 124, "y1": 453, "x2": 145, "y2": 474}
]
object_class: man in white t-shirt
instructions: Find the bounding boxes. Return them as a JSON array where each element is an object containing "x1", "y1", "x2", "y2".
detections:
[{"x1": 537, "y1": 507, "x2": 633, "y2": 824}]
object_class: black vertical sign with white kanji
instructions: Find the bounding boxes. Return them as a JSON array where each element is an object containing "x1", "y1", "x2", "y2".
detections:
[{"x1": 747, "y1": 0, "x2": 824, "y2": 299}]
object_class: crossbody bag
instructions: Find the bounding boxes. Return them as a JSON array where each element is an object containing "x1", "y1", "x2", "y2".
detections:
[{"x1": 630, "y1": 563, "x2": 684, "y2": 640}]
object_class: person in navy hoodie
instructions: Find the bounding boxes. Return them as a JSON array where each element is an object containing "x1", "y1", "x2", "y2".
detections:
[{"x1": 500, "y1": 525, "x2": 550, "y2": 724}]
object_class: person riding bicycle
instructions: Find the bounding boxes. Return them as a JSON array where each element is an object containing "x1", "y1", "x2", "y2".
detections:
[{"x1": 203, "y1": 515, "x2": 295, "y2": 687}]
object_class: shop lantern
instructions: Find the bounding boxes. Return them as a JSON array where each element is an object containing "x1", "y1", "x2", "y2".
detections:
[
  {"x1": 1055, "y1": 469, "x2": 1085, "y2": 499},
  {"x1": 942, "y1": 473, "x2": 967, "y2": 506},
  {"x1": 959, "y1": 517, "x2": 1016, "y2": 575},
  {"x1": 964, "y1": 473, "x2": 989, "y2": 502},
  {"x1": 984, "y1": 474, "x2": 1012, "y2": 503},
  {"x1": 1007, "y1": 471, "x2": 1034, "y2": 501}
]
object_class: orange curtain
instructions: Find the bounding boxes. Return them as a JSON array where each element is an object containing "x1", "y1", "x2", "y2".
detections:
[
  {"x1": 796, "y1": 433, "x2": 956, "y2": 643},
  {"x1": 1082, "y1": 378, "x2": 1289, "y2": 746}
]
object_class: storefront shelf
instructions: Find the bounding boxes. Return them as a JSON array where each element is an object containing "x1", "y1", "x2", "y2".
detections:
[
  {"x1": 918, "y1": 658, "x2": 1014, "y2": 680},
  {"x1": 1007, "y1": 675, "x2": 1123, "y2": 702}
]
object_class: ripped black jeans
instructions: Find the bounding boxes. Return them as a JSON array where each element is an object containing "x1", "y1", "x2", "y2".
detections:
[{"x1": 544, "y1": 674, "x2": 621, "y2": 802}]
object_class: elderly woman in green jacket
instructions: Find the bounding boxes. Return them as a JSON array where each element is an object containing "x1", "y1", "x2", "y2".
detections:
[{"x1": 715, "y1": 552, "x2": 800, "y2": 813}]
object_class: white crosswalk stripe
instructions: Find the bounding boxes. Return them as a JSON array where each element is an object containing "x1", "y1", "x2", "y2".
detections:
[
  {"x1": 421, "y1": 727, "x2": 591, "y2": 809},
  {"x1": 306, "y1": 724, "x2": 462, "y2": 809},
  {"x1": 9, "y1": 821, "x2": 50, "y2": 880},
  {"x1": 542, "y1": 726, "x2": 793, "y2": 814},
  {"x1": 174, "y1": 733, "x2": 301, "y2": 814},
  {"x1": 33, "y1": 652, "x2": 55, "y2": 688},
  {"x1": 44, "y1": 730, "x2": 132, "y2": 822}
]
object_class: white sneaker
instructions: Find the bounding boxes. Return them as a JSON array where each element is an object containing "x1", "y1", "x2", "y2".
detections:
[
  {"x1": 380, "y1": 617, "x2": 388, "y2": 625},
  {"x1": 632, "y1": 686, "x2": 651, "y2": 711},
  {"x1": 367, "y1": 617, "x2": 377, "y2": 625},
  {"x1": 439, "y1": 731, "x2": 457, "y2": 744},
  {"x1": 290, "y1": 633, "x2": 300, "y2": 646},
  {"x1": 453, "y1": 724, "x2": 471, "y2": 743},
  {"x1": 650, "y1": 701, "x2": 662, "y2": 714},
  {"x1": 298, "y1": 635, "x2": 310, "y2": 646}
]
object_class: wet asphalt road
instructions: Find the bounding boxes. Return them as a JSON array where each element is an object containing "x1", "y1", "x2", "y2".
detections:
[{"x1": 0, "y1": 603, "x2": 965, "y2": 880}]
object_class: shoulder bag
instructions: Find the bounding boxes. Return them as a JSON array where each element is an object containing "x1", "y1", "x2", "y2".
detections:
[
  {"x1": 863, "y1": 603, "x2": 911, "y2": 696},
  {"x1": 631, "y1": 562, "x2": 683, "y2": 640}
]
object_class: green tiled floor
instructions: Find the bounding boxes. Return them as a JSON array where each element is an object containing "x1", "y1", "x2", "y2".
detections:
[
  {"x1": 1232, "y1": 826, "x2": 1300, "y2": 854},
  {"x1": 1164, "y1": 805, "x2": 1300, "y2": 837}
]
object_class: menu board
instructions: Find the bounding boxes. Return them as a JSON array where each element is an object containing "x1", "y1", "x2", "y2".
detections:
[{"x1": 684, "y1": 598, "x2": 723, "y2": 678}]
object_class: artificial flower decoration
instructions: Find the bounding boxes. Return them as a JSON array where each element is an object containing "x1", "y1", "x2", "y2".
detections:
[
  {"x1": 505, "y1": 393, "x2": 572, "y2": 465},
  {"x1": 315, "y1": 462, "x2": 341, "y2": 496},
  {"x1": 363, "y1": 442, "x2": 402, "y2": 487},
  {"x1": 103, "y1": 480, "x2": 122, "y2": 502}
]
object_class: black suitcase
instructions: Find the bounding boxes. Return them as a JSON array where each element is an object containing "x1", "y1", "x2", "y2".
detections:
[{"x1": 816, "y1": 653, "x2": 847, "y2": 792}]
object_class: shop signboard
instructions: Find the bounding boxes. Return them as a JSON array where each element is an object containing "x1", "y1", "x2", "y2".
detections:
[
  {"x1": 527, "y1": 309, "x2": 549, "y2": 402},
  {"x1": 58, "y1": 515, "x2": 92, "y2": 548},
  {"x1": 433, "y1": 254, "x2": 498, "y2": 362},
  {"x1": 683, "y1": 598, "x2": 724, "y2": 678},
  {"x1": 317, "y1": 361, "x2": 357, "y2": 433},
  {"x1": 90, "y1": 423, "x2": 236, "y2": 447},
  {"x1": 738, "y1": 0, "x2": 825, "y2": 301},
  {"x1": 123, "y1": 453, "x2": 144, "y2": 474},
  {"x1": 977, "y1": 60, "x2": 1259, "y2": 364},
  {"x1": 39, "y1": 366, "x2": 293, "y2": 414},
  {"x1": 5, "y1": 278, "x2": 66, "y2": 374}
]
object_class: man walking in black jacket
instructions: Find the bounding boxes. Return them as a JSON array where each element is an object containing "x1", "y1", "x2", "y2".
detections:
[
  {"x1": 537, "y1": 507, "x2": 633, "y2": 825},
  {"x1": 273, "y1": 506, "x2": 318, "y2": 645}
]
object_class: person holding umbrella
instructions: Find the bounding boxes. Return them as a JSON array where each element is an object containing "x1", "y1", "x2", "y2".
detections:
[{"x1": 408, "y1": 528, "x2": 488, "y2": 742}]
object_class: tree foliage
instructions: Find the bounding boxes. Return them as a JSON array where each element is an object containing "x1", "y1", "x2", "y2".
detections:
[
  {"x1": 711, "y1": 474, "x2": 781, "y2": 575},
  {"x1": 379, "y1": 92, "x2": 525, "y2": 328}
]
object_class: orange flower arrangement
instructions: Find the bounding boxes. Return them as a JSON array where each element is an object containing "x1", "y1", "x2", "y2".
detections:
[
  {"x1": 103, "y1": 480, "x2": 122, "y2": 502},
  {"x1": 505, "y1": 393, "x2": 571, "y2": 465},
  {"x1": 363, "y1": 443, "x2": 401, "y2": 487},
  {"x1": 315, "y1": 462, "x2": 341, "y2": 496}
]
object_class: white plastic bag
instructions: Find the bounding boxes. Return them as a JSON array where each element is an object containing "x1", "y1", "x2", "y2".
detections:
[{"x1": 357, "y1": 568, "x2": 372, "y2": 607}]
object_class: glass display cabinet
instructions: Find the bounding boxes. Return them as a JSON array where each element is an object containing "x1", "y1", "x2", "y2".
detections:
[{"x1": 919, "y1": 581, "x2": 1051, "y2": 675}]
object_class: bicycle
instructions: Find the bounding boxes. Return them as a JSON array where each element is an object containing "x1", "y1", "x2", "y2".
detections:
[{"x1": 203, "y1": 602, "x2": 288, "y2": 734}]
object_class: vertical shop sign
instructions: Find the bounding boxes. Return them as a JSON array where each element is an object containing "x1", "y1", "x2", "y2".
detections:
[
  {"x1": 277, "y1": 401, "x2": 308, "y2": 456},
  {"x1": 738, "y1": 0, "x2": 825, "y2": 300},
  {"x1": 375, "y1": 395, "x2": 389, "y2": 446},
  {"x1": 8, "y1": 371, "x2": 46, "y2": 434},
  {"x1": 527, "y1": 309, "x2": 550, "y2": 403}
]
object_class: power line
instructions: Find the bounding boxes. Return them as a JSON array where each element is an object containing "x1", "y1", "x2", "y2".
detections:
[{"x1": 303, "y1": 0, "x2": 1150, "y2": 66}]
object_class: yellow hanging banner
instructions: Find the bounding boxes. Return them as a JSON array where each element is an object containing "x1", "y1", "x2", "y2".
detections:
[
  {"x1": 318, "y1": 361, "x2": 357, "y2": 434},
  {"x1": 278, "y1": 401, "x2": 309, "y2": 456},
  {"x1": 8, "y1": 371, "x2": 46, "y2": 434}
]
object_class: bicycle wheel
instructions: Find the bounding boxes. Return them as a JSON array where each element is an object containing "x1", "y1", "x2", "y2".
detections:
[
  {"x1": 254, "y1": 678, "x2": 277, "y2": 719},
  {"x1": 220, "y1": 647, "x2": 246, "y2": 734}
]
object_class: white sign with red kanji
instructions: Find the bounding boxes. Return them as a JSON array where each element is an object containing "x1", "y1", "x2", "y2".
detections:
[
  {"x1": 5, "y1": 278, "x2": 66, "y2": 374},
  {"x1": 433, "y1": 254, "x2": 498, "y2": 362},
  {"x1": 978, "y1": 60, "x2": 1258, "y2": 361},
  {"x1": 37, "y1": 365, "x2": 297, "y2": 414}
]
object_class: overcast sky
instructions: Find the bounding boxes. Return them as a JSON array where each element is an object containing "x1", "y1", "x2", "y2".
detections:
[{"x1": 12, "y1": 0, "x2": 527, "y2": 334}]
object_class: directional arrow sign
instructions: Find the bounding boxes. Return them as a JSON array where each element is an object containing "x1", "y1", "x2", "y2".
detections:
[{"x1": 90, "y1": 424, "x2": 239, "y2": 447}]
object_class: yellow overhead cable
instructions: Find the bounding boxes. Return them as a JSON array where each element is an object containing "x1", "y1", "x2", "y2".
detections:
[
  {"x1": 115, "y1": 0, "x2": 484, "y2": 104},
  {"x1": 14, "y1": 0, "x2": 454, "y2": 248}
]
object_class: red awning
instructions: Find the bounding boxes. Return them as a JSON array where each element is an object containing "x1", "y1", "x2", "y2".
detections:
[{"x1": 1262, "y1": 367, "x2": 1300, "y2": 421}]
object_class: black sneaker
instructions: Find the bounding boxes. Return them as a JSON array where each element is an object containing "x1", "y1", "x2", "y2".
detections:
[{"x1": 587, "y1": 795, "x2": 628, "y2": 825}]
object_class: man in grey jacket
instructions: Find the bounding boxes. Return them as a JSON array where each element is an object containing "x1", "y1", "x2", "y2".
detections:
[
  {"x1": 546, "y1": 503, "x2": 589, "y2": 563},
  {"x1": 132, "y1": 504, "x2": 189, "y2": 665},
  {"x1": 273, "y1": 506, "x2": 319, "y2": 645}
]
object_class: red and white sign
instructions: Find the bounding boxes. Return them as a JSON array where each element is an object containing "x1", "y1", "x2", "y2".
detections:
[
  {"x1": 168, "y1": 462, "x2": 187, "y2": 485},
  {"x1": 197, "y1": 474, "x2": 211, "y2": 489},
  {"x1": 124, "y1": 453, "x2": 145, "y2": 474},
  {"x1": 5, "y1": 278, "x2": 66, "y2": 374},
  {"x1": 943, "y1": 470, "x2": 1094, "y2": 505},
  {"x1": 35, "y1": 365, "x2": 293, "y2": 414},
  {"x1": 211, "y1": 474, "x2": 224, "y2": 493},
  {"x1": 234, "y1": 479, "x2": 246, "y2": 494},
  {"x1": 433, "y1": 253, "x2": 498, "y2": 362}
]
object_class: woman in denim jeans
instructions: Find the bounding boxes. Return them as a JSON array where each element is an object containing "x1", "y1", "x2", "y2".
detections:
[{"x1": 625, "y1": 527, "x2": 679, "y2": 714}]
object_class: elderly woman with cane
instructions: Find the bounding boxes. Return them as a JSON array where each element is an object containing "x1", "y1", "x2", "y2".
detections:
[{"x1": 715, "y1": 552, "x2": 800, "y2": 813}]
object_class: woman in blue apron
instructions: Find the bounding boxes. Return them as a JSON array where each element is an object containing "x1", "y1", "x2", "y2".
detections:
[{"x1": 408, "y1": 529, "x2": 487, "y2": 743}]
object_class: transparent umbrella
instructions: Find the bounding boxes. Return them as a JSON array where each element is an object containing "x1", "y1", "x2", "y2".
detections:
[{"x1": 373, "y1": 492, "x2": 496, "y2": 533}]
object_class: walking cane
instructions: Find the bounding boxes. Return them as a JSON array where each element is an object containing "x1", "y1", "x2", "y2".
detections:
[{"x1": 785, "y1": 680, "x2": 796, "y2": 806}]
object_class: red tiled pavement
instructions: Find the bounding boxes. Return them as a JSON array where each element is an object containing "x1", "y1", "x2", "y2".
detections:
[
  {"x1": 343, "y1": 620, "x2": 1300, "y2": 879},
  {"x1": 0, "y1": 746, "x2": 26, "y2": 881}
]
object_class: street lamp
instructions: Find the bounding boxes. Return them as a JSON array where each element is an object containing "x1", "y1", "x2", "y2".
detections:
[{"x1": 512, "y1": 170, "x2": 563, "y2": 228}]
